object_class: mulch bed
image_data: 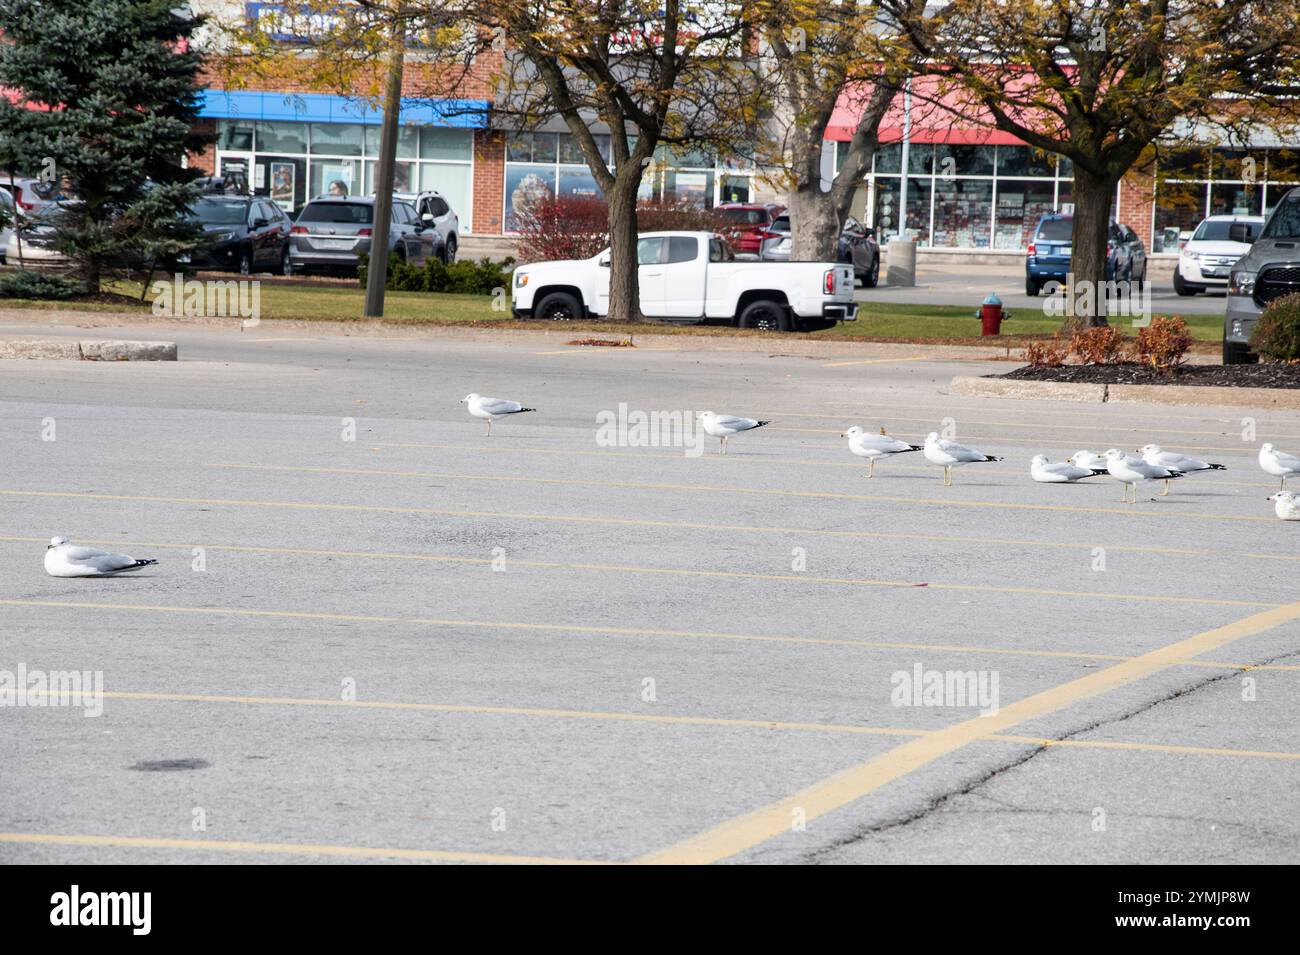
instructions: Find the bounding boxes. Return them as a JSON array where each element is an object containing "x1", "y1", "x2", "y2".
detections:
[{"x1": 998, "y1": 362, "x2": 1300, "y2": 389}]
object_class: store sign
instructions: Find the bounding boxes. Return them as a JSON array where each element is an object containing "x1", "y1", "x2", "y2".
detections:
[{"x1": 245, "y1": 3, "x2": 346, "y2": 44}]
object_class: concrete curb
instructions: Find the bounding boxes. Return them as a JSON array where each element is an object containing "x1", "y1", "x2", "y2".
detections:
[
  {"x1": 0, "y1": 339, "x2": 177, "y2": 361},
  {"x1": 950, "y1": 374, "x2": 1300, "y2": 409}
]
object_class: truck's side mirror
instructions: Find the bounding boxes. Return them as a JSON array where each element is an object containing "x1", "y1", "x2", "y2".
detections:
[
  {"x1": 598, "y1": 256, "x2": 610, "y2": 267},
  {"x1": 1228, "y1": 222, "x2": 1255, "y2": 244}
]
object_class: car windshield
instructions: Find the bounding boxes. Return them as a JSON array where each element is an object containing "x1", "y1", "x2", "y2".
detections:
[
  {"x1": 298, "y1": 202, "x2": 374, "y2": 225},
  {"x1": 191, "y1": 199, "x2": 248, "y2": 225},
  {"x1": 770, "y1": 216, "x2": 790, "y2": 232},
  {"x1": 1036, "y1": 218, "x2": 1072, "y2": 241},
  {"x1": 1261, "y1": 196, "x2": 1300, "y2": 240},
  {"x1": 718, "y1": 208, "x2": 765, "y2": 225},
  {"x1": 1193, "y1": 219, "x2": 1260, "y2": 241}
]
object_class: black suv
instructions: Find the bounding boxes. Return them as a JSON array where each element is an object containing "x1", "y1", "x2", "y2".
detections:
[{"x1": 186, "y1": 195, "x2": 293, "y2": 275}]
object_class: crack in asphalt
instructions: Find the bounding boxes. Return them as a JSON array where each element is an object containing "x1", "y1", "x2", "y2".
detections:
[{"x1": 802, "y1": 647, "x2": 1300, "y2": 863}]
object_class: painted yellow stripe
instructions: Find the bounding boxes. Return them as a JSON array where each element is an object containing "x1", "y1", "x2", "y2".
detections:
[
  {"x1": 5, "y1": 597, "x2": 1296, "y2": 673},
  {"x1": 0, "y1": 832, "x2": 604, "y2": 865},
  {"x1": 88, "y1": 690, "x2": 1300, "y2": 762},
  {"x1": 636, "y1": 600, "x2": 1300, "y2": 864},
  {"x1": 203, "y1": 464, "x2": 1275, "y2": 523},
  {"x1": 822, "y1": 356, "x2": 928, "y2": 367}
]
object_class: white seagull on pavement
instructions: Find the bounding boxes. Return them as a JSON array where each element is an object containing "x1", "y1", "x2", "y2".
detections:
[
  {"x1": 1259, "y1": 443, "x2": 1300, "y2": 490},
  {"x1": 44, "y1": 537, "x2": 158, "y2": 578},
  {"x1": 1069, "y1": 450, "x2": 1109, "y2": 471},
  {"x1": 1031, "y1": 454, "x2": 1106, "y2": 483},
  {"x1": 1104, "y1": 448, "x2": 1182, "y2": 503},
  {"x1": 699, "y1": 411, "x2": 769, "y2": 454},
  {"x1": 1268, "y1": 491, "x2": 1300, "y2": 521},
  {"x1": 461, "y1": 394, "x2": 536, "y2": 436},
  {"x1": 841, "y1": 426, "x2": 923, "y2": 478},
  {"x1": 1138, "y1": 444, "x2": 1226, "y2": 495},
  {"x1": 923, "y1": 432, "x2": 1002, "y2": 486}
]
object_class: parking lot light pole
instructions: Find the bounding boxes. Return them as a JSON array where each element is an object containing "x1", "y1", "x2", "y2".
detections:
[{"x1": 364, "y1": 13, "x2": 406, "y2": 319}]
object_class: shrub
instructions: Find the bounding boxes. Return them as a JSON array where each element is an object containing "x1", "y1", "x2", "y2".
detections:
[
  {"x1": 1069, "y1": 325, "x2": 1126, "y2": 365},
  {"x1": 511, "y1": 195, "x2": 610, "y2": 263},
  {"x1": 0, "y1": 269, "x2": 83, "y2": 300},
  {"x1": 1250, "y1": 293, "x2": 1300, "y2": 362},
  {"x1": 1135, "y1": 315, "x2": 1193, "y2": 372},
  {"x1": 1023, "y1": 333, "x2": 1068, "y2": 368},
  {"x1": 357, "y1": 251, "x2": 513, "y2": 296},
  {"x1": 636, "y1": 196, "x2": 722, "y2": 233}
]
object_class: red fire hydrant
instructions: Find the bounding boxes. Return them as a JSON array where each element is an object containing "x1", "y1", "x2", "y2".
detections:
[{"x1": 978, "y1": 293, "x2": 1003, "y2": 336}]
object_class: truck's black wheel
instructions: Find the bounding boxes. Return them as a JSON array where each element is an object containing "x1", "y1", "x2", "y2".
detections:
[
  {"x1": 535, "y1": 291, "x2": 582, "y2": 321},
  {"x1": 738, "y1": 299, "x2": 791, "y2": 332}
]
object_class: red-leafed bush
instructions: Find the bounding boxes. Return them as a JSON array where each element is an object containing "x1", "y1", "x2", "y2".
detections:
[
  {"x1": 636, "y1": 197, "x2": 723, "y2": 233},
  {"x1": 1136, "y1": 315, "x2": 1193, "y2": 373},
  {"x1": 511, "y1": 195, "x2": 610, "y2": 263},
  {"x1": 1069, "y1": 325, "x2": 1127, "y2": 365},
  {"x1": 1023, "y1": 334, "x2": 1068, "y2": 368}
]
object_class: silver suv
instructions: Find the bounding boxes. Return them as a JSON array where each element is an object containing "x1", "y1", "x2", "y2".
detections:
[
  {"x1": 1225, "y1": 187, "x2": 1300, "y2": 364},
  {"x1": 289, "y1": 195, "x2": 446, "y2": 276},
  {"x1": 395, "y1": 190, "x2": 459, "y2": 262}
]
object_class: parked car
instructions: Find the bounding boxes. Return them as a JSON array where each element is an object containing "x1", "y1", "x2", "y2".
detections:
[
  {"x1": 0, "y1": 174, "x2": 64, "y2": 219},
  {"x1": 760, "y1": 214, "x2": 881, "y2": 287},
  {"x1": 715, "y1": 202, "x2": 786, "y2": 257},
  {"x1": 3, "y1": 202, "x2": 70, "y2": 267},
  {"x1": 1024, "y1": 214, "x2": 1148, "y2": 295},
  {"x1": 511, "y1": 230, "x2": 857, "y2": 332},
  {"x1": 0, "y1": 189, "x2": 14, "y2": 263},
  {"x1": 1224, "y1": 187, "x2": 1300, "y2": 364},
  {"x1": 289, "y1": 195, "x2": 446, "y2": 276},
  {"x1": 184, "y1": 195, "x2": 293, "y2": 275},
  {"x1": 1174, "y1": 214, "x2": 1264, "y2": 295},
  {"x1": 394, "y1": 190, "x2": 459, "y2": 262}
]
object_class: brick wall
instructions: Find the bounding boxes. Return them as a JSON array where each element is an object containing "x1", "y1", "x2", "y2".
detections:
[
  {"x1": 1119, "y1": 168, "x2": 1156, "y2": 249},
  {"x1": 473, "y1": 130, "x2": 505, "y2": 235},
  {"x1": 188, "y1": 118, "x2": 217, "y2": 174}
]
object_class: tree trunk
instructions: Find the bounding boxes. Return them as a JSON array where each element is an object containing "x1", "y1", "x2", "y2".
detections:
[
  {"x1": 788, "y1": 183, "x2": 842, "y2": 262},
  {"x1": 604, "y1": 173, "x2": 641, "y2": 323},
  {"x1": 1068, "y1": 167, "x2": 1118, "y2": 328}
]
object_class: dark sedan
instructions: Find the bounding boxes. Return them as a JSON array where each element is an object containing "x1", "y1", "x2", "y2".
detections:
[{"x1": 184, "y1": 196, "x2": 293, "y2": 275}]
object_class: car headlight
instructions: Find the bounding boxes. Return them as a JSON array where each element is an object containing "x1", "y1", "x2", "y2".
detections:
[
  {"x1": 1181, "y1": 249, "x2": 1199, "y2": 260},
  {"x1": 1228, "y1": 270, "x2": 1257, "y2": 296},
  {"x1": 214, "y1": 232, "x2": 236, "y2": 243},
  {"x1": 514, "y1": 271, "x2": 528, "y2": 288}
]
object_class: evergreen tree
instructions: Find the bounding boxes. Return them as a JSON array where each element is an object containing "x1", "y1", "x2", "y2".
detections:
[{"x1": 0, "y1": 0, "x2": 211, "y2": 292}]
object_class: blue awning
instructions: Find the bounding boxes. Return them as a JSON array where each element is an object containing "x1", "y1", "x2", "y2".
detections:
[{"x1": 198, "y1": 89, "x2": 488, "y2": 128}]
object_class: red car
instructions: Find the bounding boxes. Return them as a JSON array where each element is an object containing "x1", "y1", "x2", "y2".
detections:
[{"x1": 715, "y1": 202, "x2": 786, "y2": 256}]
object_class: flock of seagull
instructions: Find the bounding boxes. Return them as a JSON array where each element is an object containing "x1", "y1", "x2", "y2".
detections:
[{"x1": 39, "y1": 393, "x2": 1300, "y2": 578}]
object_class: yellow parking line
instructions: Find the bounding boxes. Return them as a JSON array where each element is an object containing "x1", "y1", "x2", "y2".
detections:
[
  {"x1": 203, "y1": 464, "x2": 1275, "y2": 523},
  {"x1": 636, "y1": 599, "x2": 1300, "y2": 864},
  {"x1": 6, "y1": 598, "x2": 1298, "y2": 673},
  {"x1": 0, "y1": 832, "x2": 604, "y2": 865},
  {"x1": 822, "y1": 356, "x2": 928, "y2": 367}
]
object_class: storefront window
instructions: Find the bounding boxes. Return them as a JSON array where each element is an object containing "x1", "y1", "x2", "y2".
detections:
[
  {"x1": 719, "y1": 174, "x2": 751, "y2": 203},
  {"x1": 558, "y1": 166, "x2": 601, "y2": 200},
  {"x1": 309, "y1": 159, "x2": 360, "y2": 198},
  {"x1": 934, "y1": 144, "x2": 995, "y2": 177},
  {"x1": 1152, "y1": 181, "x2": 1205, "y2": 252},
  {"x1": 309, "y1": 123, "x2": 364, "y2": 156},
  {"x1": 256, "y1": 156, "x2": 306, "y2": 214},
  {"x1": 932, "y1": 178, "x2": 993, "y2": 248},
  {"x1": 217, "y1": 121, "x2": 254, "y2": 151},
  {"x1": 506, "y1": 131, "x2": 557, "y2": 163},
  {"x1": 421, "y1": 163, "x2": 472, "y2": 218},
  {"x1": 362, "y1": 160, "x2": 416, "y2": 194},
  {"x1": 420, "y1": 128, "x2": 474, "y2": 162},
  {"x1": 997, "y1": 145, "x2": 1054, "y2": 178},
  {"x1": 503, "y1": 163, "x2": 554, "y2": 231},
  {"x1": 256, "y1": 121, "x2": 307, "y2": 154},
  {"x1": 1210, "y1": 181, "x2": 1262, "y2": 216},
  {"x1": 993, "y1": 179, "x2": 1055, "y2": 249},
  {"x1": 363, "y1": 125, "x2": 418, "y2": 160}
]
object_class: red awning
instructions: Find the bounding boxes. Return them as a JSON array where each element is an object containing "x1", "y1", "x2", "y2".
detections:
[{"x1": 826, "y1": 74, "x2": 1042, "y2": 146}]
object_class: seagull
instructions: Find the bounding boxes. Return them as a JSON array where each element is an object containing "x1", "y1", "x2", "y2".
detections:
[
  {"x1": 460, "y1": 394, "x2": 535, "y2": 436},
  {"x1": 699, "y1": 412, "x2": 769, "y2": 454},
  {"x1": 841, "y1": 426, "x2": 923, "y2": 478},
  {"x1": 1031, "y1": 454, "x2": 1106, "y2": 483},
  {"x1": 44, "y1": 537, "x2": 157, "y2": 578},
  {"x1": 1069, "y1": 450, "x2": 1109, "y2": 471},
  {"x1": 1259, "y1": 443, "x2": 1300, "y2": 490},
  {"x1": 1104, "y1": 448, "x2": 1183, "y2": 503},
  {"x1": 922, "y1": 432, "x2": 1002, "y2": 486},
  {"x1": 1138, "y1": 444, "x2": 1226, "y2": 495},
  {"x1": 1268, "y1": 491, "x2": 1300, "y2": 520}
]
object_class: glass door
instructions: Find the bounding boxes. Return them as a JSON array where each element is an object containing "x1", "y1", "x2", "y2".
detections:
[{"x1": 217, "y1": 153, "x2": 254, "y2": 195}]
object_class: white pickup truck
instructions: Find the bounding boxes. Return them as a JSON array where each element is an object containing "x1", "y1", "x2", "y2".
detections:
[{"x1": 510, "y1": 231, "x2": 858, "y2": 332}]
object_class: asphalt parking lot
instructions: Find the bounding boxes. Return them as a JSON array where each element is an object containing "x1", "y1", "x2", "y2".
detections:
[{"x1": 2, "y1": 323, "x2": 1297, "y2": 864}]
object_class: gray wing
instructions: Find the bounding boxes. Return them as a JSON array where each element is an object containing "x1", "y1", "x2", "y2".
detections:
[
  {"x1": 860, "y1": 435, "x2": 911, "y2": 453},
  {"x1": 714, "y1": 415, "x2": 759, "y2": 431},
  {"x1": 479, "y1": 397, "x2": 524, "y2": 415},
  {"x1": 69, "y1": 548, "x2": 139, "y2": 572},
  {"x1": 939, "y1": 439, "x2": 988, "y2": 462}
]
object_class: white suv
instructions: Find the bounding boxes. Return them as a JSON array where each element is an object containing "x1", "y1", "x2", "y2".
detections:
[
  {"x1": 393, "y1": 190, "x2": 459, "y2": 262},
  {"x1": 1175, "y1": 214, "x2": 1264, "y2": 295}
]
